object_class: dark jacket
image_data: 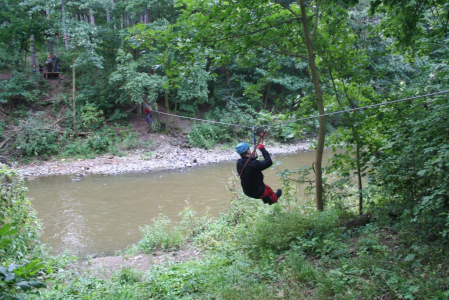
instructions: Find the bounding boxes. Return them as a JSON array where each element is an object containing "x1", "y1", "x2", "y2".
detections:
[{"x1": 236, "y1": 147, "x2": 272, "y2": 199}]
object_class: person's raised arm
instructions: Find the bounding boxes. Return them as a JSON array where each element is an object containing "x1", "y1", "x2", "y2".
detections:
[{"x1": 253, "y1": 144, "x2": 272, "y2": 171}]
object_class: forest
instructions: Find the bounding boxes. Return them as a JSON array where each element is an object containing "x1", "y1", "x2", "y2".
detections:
[{"x1": 1, "y1": 0, "x2": 448, "y2": 299}]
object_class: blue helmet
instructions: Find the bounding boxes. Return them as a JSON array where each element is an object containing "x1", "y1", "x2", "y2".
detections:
[{"x1": 236, "y1": 142, "x2": 250, "y2": 154}]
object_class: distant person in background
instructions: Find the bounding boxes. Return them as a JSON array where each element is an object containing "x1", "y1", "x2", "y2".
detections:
[
  {"x1": 32, "y1": 65, "x2": 37, "y2": 73},
  {"x1": 53, "y1": 54, "x2": 59, "y2": 71},
  {"x1": 144, "y1": 105, "x2": 152, "y2": 133},
  {"x1": 38, "y1": 63, "x2": 43, "y2": 73},
  {"x1": 45, "y1": 55, "x2": 53, "y2": 72}
]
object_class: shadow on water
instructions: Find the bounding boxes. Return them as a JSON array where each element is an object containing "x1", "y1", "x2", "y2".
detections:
[{"x1": 26, "y1": 149, "x2": 332, "y2": 258}]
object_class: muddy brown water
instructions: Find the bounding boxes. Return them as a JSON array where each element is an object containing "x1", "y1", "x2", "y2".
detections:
[{"x1": 26, "y1": 150, "x2": 333, "y2": 258}]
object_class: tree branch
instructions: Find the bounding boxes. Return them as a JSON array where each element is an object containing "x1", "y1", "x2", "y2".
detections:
[
  {"x1": 0, "y1": 137, "x2": 11, "y2": 150},
  {"x1": 311, "y1": 0, "x2": 321, "y2": 41},
  {"x1": 192, "y1": 18, "x2": 300, "y2": 44},
  {"x1": 0, "y1": 107, "x2": 10, "y2": 116},
  {"x1": 256, "y1": 43, "x2": 308, "y2": 60}
]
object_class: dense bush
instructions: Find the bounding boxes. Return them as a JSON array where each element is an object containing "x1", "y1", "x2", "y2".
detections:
[
  {"x1": 0, "y1": 168, "x2": 47, "y2": 299},
  {"x1": 369, "y1": 96, "x2": 449, "y2": 240},
  {"x1": 61, "y1": 127, "x2": 140, "y2": 158},
  {"x1": 0, "y1": 71, "x2": 44, "y2": 105},
  {"x1": 13, "y1": 112, "x2": 62, "y2": 159},
  {"x1": 0, "y1": 168, "x2": 41, "y2": 260},
  {"x1": 188, "y1": 122, "x2": 230, "y2": 149},
  {"x1": 187, "y1": 107, "x2": 256, "y2": 148}
]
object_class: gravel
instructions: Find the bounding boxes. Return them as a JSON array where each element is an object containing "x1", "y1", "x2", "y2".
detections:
[{"x1": 12, "y1": 141, "x2": 311, "y2": 179}]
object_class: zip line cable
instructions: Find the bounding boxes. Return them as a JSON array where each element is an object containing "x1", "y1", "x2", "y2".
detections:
[
  {"x1": 149, "y1": 110, "x2": 254, "y2": 129},
  {"x1": 149, "y1": 90, "x2": 449, "y2": 131},
  {"x1": 263, "y1": 90, "x2": 449, "y2": 129}
]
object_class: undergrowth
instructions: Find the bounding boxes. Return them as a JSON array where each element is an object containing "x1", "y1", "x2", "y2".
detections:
[
  {"x1": 34, "y1": 177, "x2": 448, "y2": 300},
  {"x1": 2, "y1": 169, "x2": 448, "y2": 299}
]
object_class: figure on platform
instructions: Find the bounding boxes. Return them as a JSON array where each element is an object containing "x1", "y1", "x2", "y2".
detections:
[
  {"x1": 32, "y1": 65, "x2": 37, "y2": 73},
  {"x1": 45, "y1": 55, "x2": 53, "y2": 72},
  {"x1": 38, "y1": 63, "x2": 43, "y2": 73},
  {"x1": 52, "y1": 54, "x2": 59, "y2": 71}
]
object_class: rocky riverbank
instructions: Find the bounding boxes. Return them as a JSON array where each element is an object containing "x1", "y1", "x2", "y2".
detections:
[{"x1": 13, "y1": 139, "x2": 311, "y2": 179}]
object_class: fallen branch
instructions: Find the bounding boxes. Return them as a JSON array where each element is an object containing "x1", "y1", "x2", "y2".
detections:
[
  {"x1": 0, "y1": 137, "x2": 12, "y2": 150},
  {"x1": 50, "y1": 117, "x2": 67, "y2": 127},
  {"x1": 0, "y1": 107, "x2": 10, "y2": 116}
]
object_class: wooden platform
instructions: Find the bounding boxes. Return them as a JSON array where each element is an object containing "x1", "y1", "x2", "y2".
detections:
[{"x1": 43, "y1": 72, "x2": 60, "y2": 79}]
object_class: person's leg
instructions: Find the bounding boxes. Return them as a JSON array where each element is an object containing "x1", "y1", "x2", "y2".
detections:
[{"x1": 260, "y1": 184, "x2": 281, "y2": 205}]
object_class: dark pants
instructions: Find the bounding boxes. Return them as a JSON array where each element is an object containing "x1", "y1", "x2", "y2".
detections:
[{"x1": 146, "y1": 114, "x2": 151, "y2": 124}]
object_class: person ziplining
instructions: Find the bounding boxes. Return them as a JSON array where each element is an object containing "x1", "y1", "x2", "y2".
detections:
[{"x1": 236, "y1": 132, "x2": 282, "y2": 205}]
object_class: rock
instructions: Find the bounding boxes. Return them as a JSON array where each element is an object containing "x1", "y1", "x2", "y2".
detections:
[
  {"x1": 186, "y1": 163, "x2": 191, "y2": 167},
  {"x1": 107, "y1": 155, "x2": 114, "y2": 159}
]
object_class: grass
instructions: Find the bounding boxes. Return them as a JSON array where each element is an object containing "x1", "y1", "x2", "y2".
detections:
[{"x1": 37, "y1": 185, "x2": 449, "y2": 300}]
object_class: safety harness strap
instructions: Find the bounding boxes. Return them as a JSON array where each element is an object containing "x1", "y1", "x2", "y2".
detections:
[{"x1": 239, "y1": 131, "x2": 265, "y2": 178}]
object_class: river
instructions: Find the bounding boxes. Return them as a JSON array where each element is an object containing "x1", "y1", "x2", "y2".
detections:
[{"x1": 26, "y1": 150, "x2": 332, "y2": 258}]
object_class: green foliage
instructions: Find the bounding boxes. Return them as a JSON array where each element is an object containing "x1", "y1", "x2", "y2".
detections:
[
  {"x1": 236, "y1": 206, "x2": 342, "y2": 259},
  {"x1": 258, "y1": 110, "x2": 306, "y2": 142},
  {"x1": 0, "y1": 168, "x2": 41, "y2": 260},
  {"x1": 187, "y1": 106, "x2": 256, "y2": 148},
  {"x1": 187, "y1": 122, "x2": 227, "y2": 149},
  {"x1": 13, "y1": 112, "x2": 62, "y2": 158},
  {"x1": 370, "y1": 95, "x2": 449, "y2": 240},
  {"x1": 133, "y1": 204, "x2": 212, "y2": 253},
  {"x1": 0, "y1": 168, "x2": 46, "y2": 299},
  {"x1": 109, "y1": 50, "x2": 160, "y2": 105},
  {"x1": 0, "y1": 71, "x2": 42, "y2": 104},
  {"x1": 61, "y1": 127, "x2": 140, "y2": 159},
  {"x1": 0, "y1": 252, "x2": 46, "y2": 300},
  {"x1": 80, "y1": 103, "x2": 105, "y2": 130},
  {"x1": 137, "y1": 214, "x2": 185, "y2": 253}
]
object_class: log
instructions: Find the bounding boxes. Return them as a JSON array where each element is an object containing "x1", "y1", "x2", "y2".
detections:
[{"x1": 0, "y1": 137, "x2": 11, "y2": 150}]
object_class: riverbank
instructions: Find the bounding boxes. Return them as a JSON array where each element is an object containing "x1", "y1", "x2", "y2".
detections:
[{"x1": 12, "y1": 135, "x2": 312, "y2": 179}]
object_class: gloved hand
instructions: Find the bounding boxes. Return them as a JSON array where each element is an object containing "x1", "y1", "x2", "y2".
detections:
[{"x1": 257, "y1": 144, "x2": 265, "y2": 150}]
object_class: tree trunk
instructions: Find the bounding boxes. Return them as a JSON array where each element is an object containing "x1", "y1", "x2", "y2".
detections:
[
  {"x1": 300, "y1": 0, "x2": 325, "y2": 211},
  {"x1": 264, "y1": 82, "x2": 271, "y2": 109},
  {"x1": 62, "y1": 0, "x2": 68, "y2": 51},
  {"x1": 30, "y1": 34, "x2": 36, "y2": 67},
  {"x1": 148, "y1": 8, "x2": 152, "y2": 23},
  {"x1": 226, "y1": 68, "x2": 230, "y2": 105},
  {"x1": 352, "y1": 126, "x2": 363, "y2": 215},
  {"x1": 165, "y1": 89, "x2": 170, "y2": 132},
  {"x1": 46, "y1": 9, "x2": 53, "y2": 55},
  {"x1": 144, "y1": 7, "x2": 147, "y2": 24},
  {"x1": 72, "y1": 46, "x2": 78, "y2": 137},
  {"x1": 89, "y1": 8, "x2": 95, "y2": 26},
  {"x1": 111, "y1": 0, "x2": 116, "y2": 29}
]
